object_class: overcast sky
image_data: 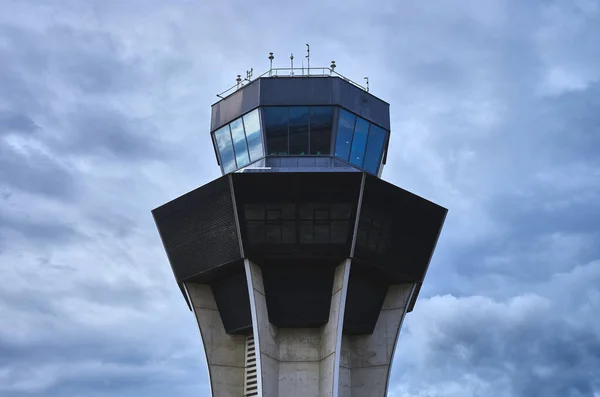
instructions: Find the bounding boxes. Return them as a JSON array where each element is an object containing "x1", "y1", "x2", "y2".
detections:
[{"x1": 1, "y1": 0, "x2": 599, "y2": 396}]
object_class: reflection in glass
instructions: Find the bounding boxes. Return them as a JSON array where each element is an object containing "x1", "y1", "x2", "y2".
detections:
[
  {"x1": 243, "y1": 109, "x2": 264, "y2": 162},
  {"x1": 309, "y1": 106, "x2": 333, "y2": 155},
  {"x1": 230, "y1": 118, "x2": 250, "y2": 168},
  {"x1": 334, "y1": 109, "x2": 356, "y2": 161},
  {"x1": 263, "y1": 107, "x2": 289, "y2": 155},
  {"x1": 214, "y1": 125, "x2": 236, "y2": 173},
  {"x1": 349, "y1": 117, "x2": 369, "y2": 167},
  {"x1": 363, "y1": 124, "x2": 387, "y2": 174},
  {"x1": 289, "y1": 106, "x2": 309, "y2": 155}
]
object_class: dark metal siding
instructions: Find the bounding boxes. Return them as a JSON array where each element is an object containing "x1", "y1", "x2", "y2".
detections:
[
  {"x1": 210, "y1": 77, "x2": 390, "y2": 132},
  {"x1": 354, "y1": 174, "x2": 448, "y2": 283},
  {"x1": 343, "y1": 263, "x2": 389, "y2": 335},
  {"x1": 259, "y1": 77, "x2": 334, "y2": 106},
  {"x1": 152, "y1": 175, "x2": 241, "y2": 281},
  {"x1": 332, "y1": 78, "x2": 390, "y2": 130},
  {"x1": 211, "y1": 263, "x2": 252, "y2": 334},
  {"x1": 260, "y1": 259, "x2": 336, "y2": 328},
  {"x1": 232, "y1": 172, "x2": 362, "y2": 260},
  {"x1": 211, "y1": 79, "x2": 261, "y2": 131}
]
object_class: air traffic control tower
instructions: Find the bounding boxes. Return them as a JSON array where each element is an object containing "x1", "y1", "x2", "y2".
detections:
[{"x1": 153, "y1": 55, "x2": 447, "y2": 397}]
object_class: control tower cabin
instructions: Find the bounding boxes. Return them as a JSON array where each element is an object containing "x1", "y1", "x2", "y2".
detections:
[{"x1": 153, "y1": 58, "x2": 447, "y2": 397}]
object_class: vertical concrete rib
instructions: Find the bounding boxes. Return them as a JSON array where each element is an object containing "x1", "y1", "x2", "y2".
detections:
[
  {"x1": 320, "y1": 259, "x2": 351, "y2": 397},
  {"x1": 384, "y1": 283, "x2": 417, "y2": 397},
  {"x1": 186, "y1": 282, "x2": 246, "y2": 397},
  {"x1": 245, "y1": 259, "x2": 264, "y2": 397}
]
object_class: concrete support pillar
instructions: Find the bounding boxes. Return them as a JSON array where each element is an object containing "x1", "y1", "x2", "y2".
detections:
[
  {"x1": 186, "y1": 282, "x2": 247, "y2": 397},
  {"x1": 245, "y1": 259, "x2": 279, "y2": 397},
  {"x1": 188, "y1": 261, "x2": 412, "y2": 397},
  {"x1": 245, "y1": 259, "x2": 351, "y2": 397},
  {"x1": 340, "y1": 283, "x2": 415, "y2": 397},
  {"x1": 320, "y1": 259, "x2": 351, "y2": 397}
]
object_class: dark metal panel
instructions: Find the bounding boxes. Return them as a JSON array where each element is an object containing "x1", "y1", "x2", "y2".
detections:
[
  {"x1": 260, "y1": 259, "x2": 336, "y2": 327},
  {"x1": 210, "y1": 262, "x2": 252, "y2": 334},
  {"x1": 211, "y1": 79, "x2": 261, "y2": 132},
  {"x1": 343, "y1": 263, "x2": 389, "y2": 335},
  {"x1": 333, "y1": 78, "x2": 391, "y2": 130},
  {"x1": 231, "y1": 172, "x2": 362, "y2": 260},
  {"x1": 353, "y1": 174, "x2": 447, "y2": 284},
  {"x1": 259, "y1": 77, "x2": 334, "y2": 106},
  {"x1": 210, "y1": 77, "x2": 390, "y2": 137},
  {"x1": 152, "y1": 175, "x2": 242, "y2": 282}
]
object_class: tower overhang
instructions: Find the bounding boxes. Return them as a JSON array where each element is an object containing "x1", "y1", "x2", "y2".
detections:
[{"x1": 153, "y1": 171, "x2": 446, "y2": 335}]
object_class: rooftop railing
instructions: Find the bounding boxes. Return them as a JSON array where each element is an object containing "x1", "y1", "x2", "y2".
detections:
[{"x1": 216, "y1": 66, "x2": 369, "y2": 100}]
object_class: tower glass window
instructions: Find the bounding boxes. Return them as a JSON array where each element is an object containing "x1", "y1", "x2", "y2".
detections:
[
  {"x1": 230, "y1": 118, "x2": 250, "y2": 168},
  {"x1": 214, "y1": 125, "x2": 236, "y2": 173},
  {"x1": 289, "y1": 106, "x2": 309, "y2": 155},
  {"x1": 349, "y1": 117, "x2": 369, "y2": 167},
  {"x1": 264, "y1": 107, "x2": 289, "y2": 155},
  {"x1": 363, "y1": 124, "x2": 387, "y2": 174},
  {"x1": 309, "y1": 106, "x2": 333, "y2": 155},
  {"x1": 243, "y1": 109, "x2": 264, "y2": 162},
  {"x1": 335, "y1": 109, "x2": 356, "y2": 161}
]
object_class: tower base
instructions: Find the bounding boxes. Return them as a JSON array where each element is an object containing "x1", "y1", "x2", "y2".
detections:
[{"x1": 186, "y1": 259, "x2": 415, "y2": 397}]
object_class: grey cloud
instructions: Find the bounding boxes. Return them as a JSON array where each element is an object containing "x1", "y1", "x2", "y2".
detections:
[
  {"x1": 0, "y1": 142, "x2": 77, "y2": 199},
  {"x1": 394, "y1": 263, "x2": 600, "y2": 396},
  {"x1": 0, "y1": 112, "x2": 39, "y2": 135}
]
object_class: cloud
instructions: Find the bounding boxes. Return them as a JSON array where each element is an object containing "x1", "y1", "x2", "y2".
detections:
[{"x1": 393, "y1": 261, "x2": 600, "y2": 397}]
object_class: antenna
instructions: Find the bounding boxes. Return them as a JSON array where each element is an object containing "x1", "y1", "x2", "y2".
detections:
[
  {"x1": 364, "y1": 77, "x2": 369, "y2": 92},
  {"x1": 268, "y1": 52, "x2": 274, "y2": 76},
  {"x1": 330, "y1": 60, "x2": 336, "y2": 75},
  {"x1": 305, "y1": 44, "x2": 310, "y2": 76},
  {"x1": 290, "y1": 53, "x2": 294, "y2": 76},
  {"x1": 246, "y1": 68, "x2": 253, "y2": 81}
]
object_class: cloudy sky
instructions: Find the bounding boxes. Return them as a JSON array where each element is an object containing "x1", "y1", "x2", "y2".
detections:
[{"x1": 1, "y1": 0, "x2": 599, "y2": 396}]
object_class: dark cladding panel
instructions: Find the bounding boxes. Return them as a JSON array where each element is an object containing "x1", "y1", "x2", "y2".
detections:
[
  {"x1": 260, "y1": 260, "x2": 336, "y2": 327},
  {"x1": 152, "y1": 176, "x2": 241, "y2": 281},
  {"x1": 211, "y1": 263, "x2": 252, "y2": 334},
  {"x1": 211, "y1": 79, "x2": 260, "y2": 132},
  {"x1": 259, "y1": 77, "x2": 334, "y2": 106},
  {"x1": 354, "y1": 174, "x2": 447, "y2": 283},
  {"x1": 334, "y1": 79, "x2": 390, "y2": 130},
  {"x1": 231, "y1": 172, "x2": 362, "y2": 260},
  {"x1": 343, "y1": 263, "x2": 389, "y2": 335}
]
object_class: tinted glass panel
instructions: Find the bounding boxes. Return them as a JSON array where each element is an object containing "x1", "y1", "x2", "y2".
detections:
[
  {"x1": 289, "y1": 107, "x2": 309, "y2": 155},
  {"x1": 230, "y1": 118, "x2": 249, "y2": 168},
  {"x1": 243, "y1": 109, "x2": 264, "y2": 162},
  {"x1": 310, "y1": 106, "x2": 333, "y2": 155},
  {"x1": 335, "y1": 109, "x2": 356, "y2": 161},
  {"x1": 363, "y1": 124, "x2": 387, "y2": 174},
  {"x1": 263, "y1": 107, "x2": 288, "y2": 155},
  {"x1": 349, "y1": 117, "x2": 369, "y2": 167},
  {"x1": 215, "y1": 125, "x2": 236, "y2": 173}
]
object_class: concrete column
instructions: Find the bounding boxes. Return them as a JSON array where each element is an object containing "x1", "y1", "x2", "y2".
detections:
[
  {"x1": 245, "y1": 259, "x2": 351, "y2": 397},
  {"x1": 320, "y1": 259, "x2": 351, "y2": 397},
  {"x1": 245, "y1": 259, "x2": 279, "y2": 397},
  {"x1": 340, "y1": 283, "x2": 415, "y2": 397},
  {"x1": 186, "y1": 282, "x2": 247, "y2": 397}
]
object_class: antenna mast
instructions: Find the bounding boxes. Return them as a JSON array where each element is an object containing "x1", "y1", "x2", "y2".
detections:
[
  {"x1": 306, "y1": 44, "x2": 310, "y2": 76},
  {"x1": 268, "y1": 52, "x2": 274, "y2": 76}
]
